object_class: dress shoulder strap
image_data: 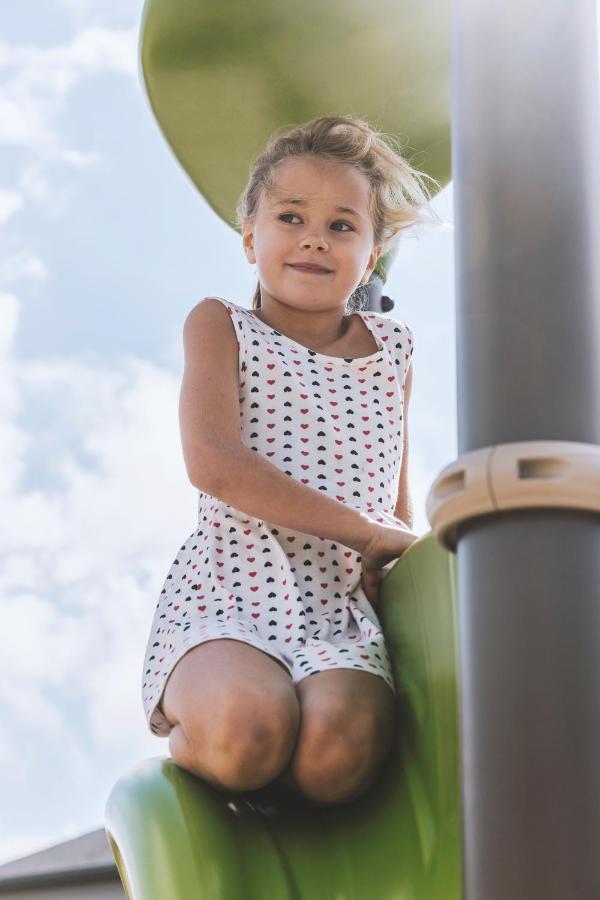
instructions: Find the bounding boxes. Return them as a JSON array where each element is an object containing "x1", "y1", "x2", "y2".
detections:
[{"x1": 361, "y1": 311, "x2": 414, "y2": 385}]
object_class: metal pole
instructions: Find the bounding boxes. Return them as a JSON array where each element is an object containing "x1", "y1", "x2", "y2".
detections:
[{"x1": 451, "y1": 0, "x2": 600, "y2": 896}]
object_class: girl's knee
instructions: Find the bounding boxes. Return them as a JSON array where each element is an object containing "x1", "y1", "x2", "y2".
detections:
[
  {"x1": 169, "y1": 695, "x2": 301, "y2": 792},
  {"x1": 289, "y1": 743, "x2": 386, "y2": 806},
  {"x1": 284, "y1": 701, "x2": 396, "y2": 805},
  {"x1": 221, "y1": 697, "x2": 300, "y2": 782}
]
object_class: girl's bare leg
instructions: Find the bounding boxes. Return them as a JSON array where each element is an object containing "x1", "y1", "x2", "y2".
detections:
[
  {"x1": 272, "y1": 669, "x2": 397, "y2": 806},
  {"x1": 161, "y1": 639, "x2": 301, "y2": 793}
]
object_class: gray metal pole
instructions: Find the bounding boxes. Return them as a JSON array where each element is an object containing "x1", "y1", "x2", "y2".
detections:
[{"x1": 451, "y1": 1, "x2": 600, "y2": 897}]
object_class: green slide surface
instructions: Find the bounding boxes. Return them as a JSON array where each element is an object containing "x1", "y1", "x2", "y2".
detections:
[{"x1": 106, "y1": 532, "x2": 463, "y2": 899}]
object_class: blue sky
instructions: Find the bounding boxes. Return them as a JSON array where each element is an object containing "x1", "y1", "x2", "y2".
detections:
[{"x1": 0, "y1": 0, "x2": 456, "y2": 864}]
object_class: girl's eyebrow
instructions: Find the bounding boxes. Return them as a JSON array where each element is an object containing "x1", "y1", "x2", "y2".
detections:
[{"x1": 272, "y1": 197, "x2": 363, "y2": 219}]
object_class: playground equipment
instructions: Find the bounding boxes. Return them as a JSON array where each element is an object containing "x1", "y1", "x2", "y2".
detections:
[
  {"x1": 106, "y1": 535, "x2": 461, "y2": 898},
  {"x1": 107, "y1": 0, "x2": 600, "y2": 896}
]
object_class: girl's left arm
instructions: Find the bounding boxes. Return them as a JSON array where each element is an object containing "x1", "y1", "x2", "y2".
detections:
[
  {"x1": 394, "y1": 362, "x2": 413, "y2": 530},
  {"x1": 360, "y1": 361, "x2": 413, "y2": 607}
]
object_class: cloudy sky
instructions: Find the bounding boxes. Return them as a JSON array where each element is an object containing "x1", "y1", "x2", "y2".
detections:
[{"x1": 0, "y1": 0, "x2": 456, "y2": 865}]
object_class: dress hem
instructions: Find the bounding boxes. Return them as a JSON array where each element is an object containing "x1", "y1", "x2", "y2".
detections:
[{"x1": 145, "y1": 630, "x2": 296, "y2": 737}]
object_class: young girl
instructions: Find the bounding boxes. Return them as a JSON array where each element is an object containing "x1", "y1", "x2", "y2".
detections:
[{"x1": 141, "y1": 115, "x2": 442, "y2": 808}]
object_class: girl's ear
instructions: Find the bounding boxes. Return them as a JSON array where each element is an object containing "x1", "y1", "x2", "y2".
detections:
[
  {"x1": 362, "y1": 244, "x2": 382, "y2": 283},
  {"x1": 242, "y1": 223, "x2": 256, "y2": 263}
]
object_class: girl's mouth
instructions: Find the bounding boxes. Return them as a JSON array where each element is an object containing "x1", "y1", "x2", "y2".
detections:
[{"x1": 288, "y1": 264, "x2": 333, "y2": 275}]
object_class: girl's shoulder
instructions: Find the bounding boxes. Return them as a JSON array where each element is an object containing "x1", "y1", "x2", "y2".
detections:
[
  {"x1": 194, "y1": 296, "x2": 245, "y2": 314},
  {"x1": 360, "y1": 309, "x2": 415, "y2": 359},
  {"x1": 189, "y1": 296, "x2": 252, "y2": 373},
  {"x1": 188, "y1": 296, "x2": 253, "y2": 329}
]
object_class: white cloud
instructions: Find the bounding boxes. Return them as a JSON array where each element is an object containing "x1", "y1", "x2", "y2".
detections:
[
  {"x1": 0, "y1": 23, "x2": 139, "y2": 284},
  {"x1": 0, "y1": 25, "x2": 138, "y2": 158},
  {"x1": 0, "y1": 188, "x2": 23, "y2": 225},
  {"x1": 61, "y1": 148, "x2": 103, "y2": 169},
  {"x1": 0, "y1": 291, "x2": 19, "y2": 352},
  {"x1": 13, "y1": 162, "x2": 71, "y2": 220},
  {"x1": 0, "y1": 24, "x2": 139, "y2": 225},
  {"x1": 0, "y1": 293, "x2": 194, "y2": 855},
  {"x1": 0, "y1": 252, "x2": 50, "y2": 285},
  {"x1": 58, "y1": 0, "x2": 145, "y2": 30}
]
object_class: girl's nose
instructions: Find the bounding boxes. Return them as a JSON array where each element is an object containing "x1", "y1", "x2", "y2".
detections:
[{"x1": 301, "y1": 233, "x2": 329, "y2": 251}]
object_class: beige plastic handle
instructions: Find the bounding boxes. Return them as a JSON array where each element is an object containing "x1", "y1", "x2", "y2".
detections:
[{"x1": 426, "y1": 440, "x2": 600, "y2": 553}]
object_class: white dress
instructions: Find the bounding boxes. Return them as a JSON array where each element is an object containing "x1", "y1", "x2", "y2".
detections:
[{"x1": 141, "y1": 298, "x2": 414, "y2": 736}]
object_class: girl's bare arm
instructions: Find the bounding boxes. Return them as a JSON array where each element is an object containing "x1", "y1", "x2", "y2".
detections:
[
  {"x1": 393, "y1": 362, "x2": 413, "y2": 529},
  {"x1": 197, "y1": 438, "x2": 378, "y2": 554}
]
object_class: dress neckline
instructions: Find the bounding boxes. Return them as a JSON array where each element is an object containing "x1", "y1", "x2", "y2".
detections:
[{"x1": 244, "y1": 307, "x2": 386, "y2": 367}]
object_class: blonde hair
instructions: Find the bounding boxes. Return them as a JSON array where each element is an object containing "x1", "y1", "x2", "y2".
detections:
[{"x1": 234, "y1": 115, "x2": 447, "y2": 310}]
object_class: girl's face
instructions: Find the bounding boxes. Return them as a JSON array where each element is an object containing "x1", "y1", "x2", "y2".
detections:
[{"x1": 243, "y1": 156, "x2": 382, "y2": 314}]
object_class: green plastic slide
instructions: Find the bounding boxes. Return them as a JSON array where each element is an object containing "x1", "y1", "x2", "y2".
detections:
[{"x1": 105, "y1": 532, "x2": 462, "y2": 898}]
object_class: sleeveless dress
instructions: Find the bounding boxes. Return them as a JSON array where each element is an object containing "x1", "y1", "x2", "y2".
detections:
[{"x1": 141, "y1": 297, "x2": 414, "y2": 736}]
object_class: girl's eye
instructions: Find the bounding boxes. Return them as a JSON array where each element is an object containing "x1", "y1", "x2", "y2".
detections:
[{"x1": 278, "y1": 213, "x2": 354, "y2": 232}]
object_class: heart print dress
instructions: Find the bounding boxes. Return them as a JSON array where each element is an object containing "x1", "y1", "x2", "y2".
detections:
[{"x1": 141, "y1": 297, "x2": 414, "y2": 736}]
